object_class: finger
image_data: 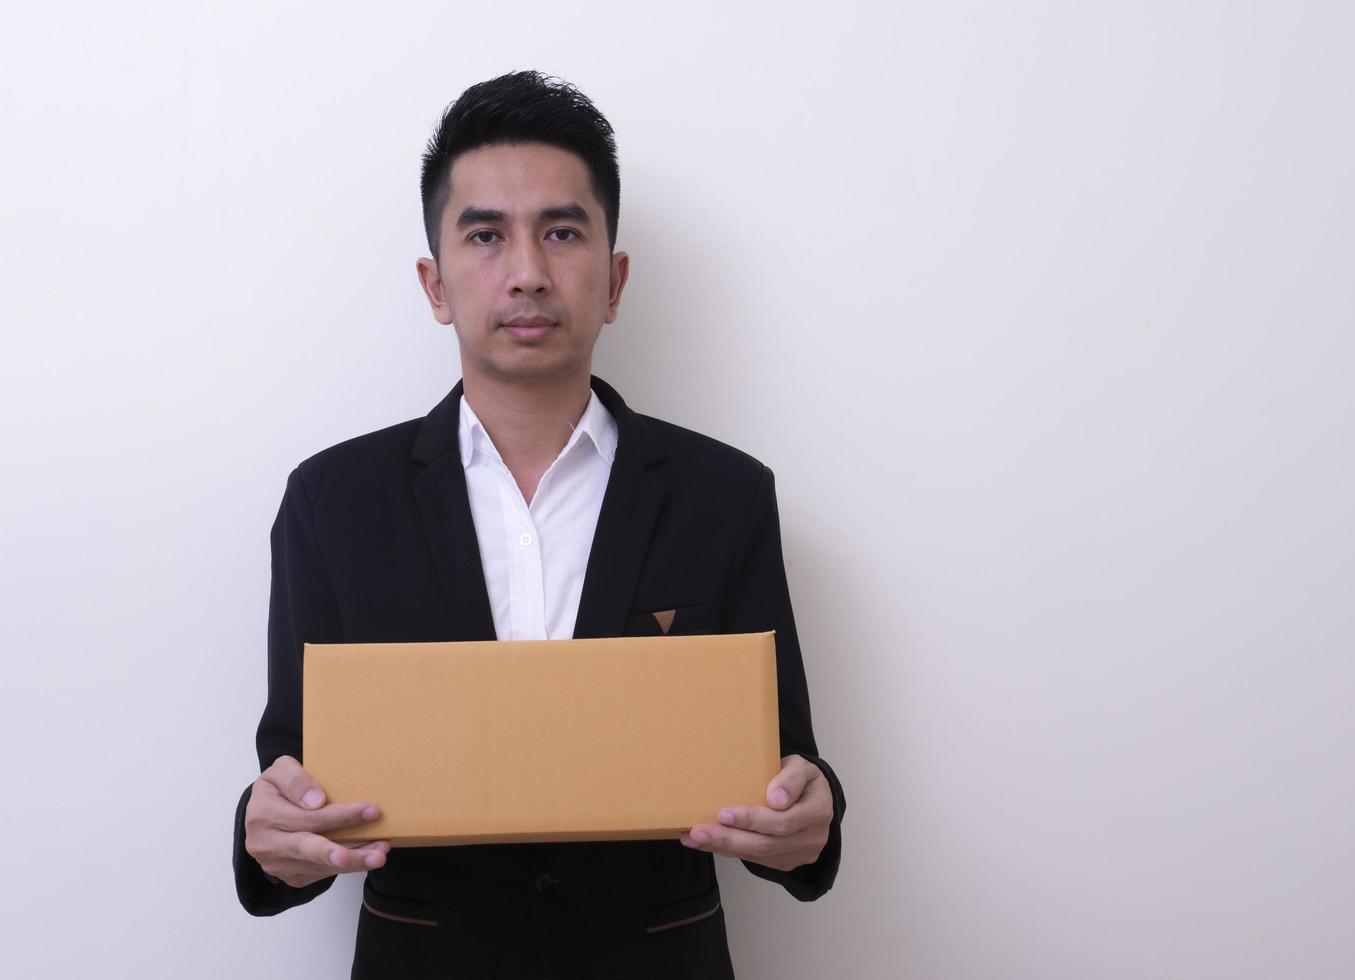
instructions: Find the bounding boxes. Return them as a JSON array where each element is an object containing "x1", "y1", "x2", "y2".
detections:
[
  {"x1": 277, "y1": 800, "x2": 383, "y2": 835},
  {"x1": 344, "y1": 840, "x2": 392, "y2": 867},
  {"x1": 713, "y1": 803, "x2": 810, "y2": 837},
  {"x1": 680, "y1": 822, "x2": 819, "y2": 865},
  {"x1": 289, "y1": 832, "x2": 391, "y2": 873},
  {"x1": 767, "y1": 755, "x2": 819, "y2": 810},
  {"x1": 264, "y1": 755, "x2": 328, "y2": 810},
  {"x1": 343, "y1": 840, "x2": 391, "y2": 853}
]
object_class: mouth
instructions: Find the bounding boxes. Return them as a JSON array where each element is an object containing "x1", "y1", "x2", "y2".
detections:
[{"x1": 500, "y1": 318, "x2": 558, "y2": 342}]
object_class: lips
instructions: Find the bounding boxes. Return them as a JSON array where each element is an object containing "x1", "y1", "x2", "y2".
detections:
[{"x1": 501, "y1": 317, "x2": 558, "y2": 342}]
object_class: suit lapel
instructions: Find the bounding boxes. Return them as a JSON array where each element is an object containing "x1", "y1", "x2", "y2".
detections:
[
  {"x1": 572, "y1": 376, "x2": 669, "y2": 639},
  {"x1": 409, "y1": 375, "x2": 668, "y2": 642},
  {"x1": 410, "y1": 381, "x2": 497, "y2": 641}
]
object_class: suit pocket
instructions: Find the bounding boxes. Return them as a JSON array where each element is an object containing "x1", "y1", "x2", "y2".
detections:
[
  {"x1": 353, "y1": 881, "x2": 447, "y2": 979},
  {"x1": 625, "y1": 602, "x2": 714, "y2": 637},
  {"x1": 360, "y1": 879, "x2": 441, "y2": 927},
  {"x1": 641, "y1": 879, "x2": 723, "y2": 935}
]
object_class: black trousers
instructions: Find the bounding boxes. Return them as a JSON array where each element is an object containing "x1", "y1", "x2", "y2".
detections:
[{"x1": 351, "y1": 873, "x2": 736, "y2": 979}]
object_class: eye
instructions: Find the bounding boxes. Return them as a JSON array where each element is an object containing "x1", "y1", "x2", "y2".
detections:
[
  {"x1": 547, "y1": 228, "x2": 580, "y2": 242},
  {"x1": 469, "y1": 230, "x2": 501, "y2": 245}
]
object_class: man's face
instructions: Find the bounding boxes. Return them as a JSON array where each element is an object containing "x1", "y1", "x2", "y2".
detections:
[{"x1": 416, "y1": 141, "x2": 628, "y2": 387}]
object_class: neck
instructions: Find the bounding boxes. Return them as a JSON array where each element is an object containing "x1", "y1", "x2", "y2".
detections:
[{"x1": 461, "y1": 369, "x2": 593, "y2": 502}]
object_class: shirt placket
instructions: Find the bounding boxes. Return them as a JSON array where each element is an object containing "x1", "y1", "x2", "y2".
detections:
[{"x1": 494, "y1": 461, "x2": 546, "y2": 641}]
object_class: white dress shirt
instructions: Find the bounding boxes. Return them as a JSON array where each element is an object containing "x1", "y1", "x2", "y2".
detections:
[{"x1": 458, "y1": 390, "x2": 618, "y2": 641}]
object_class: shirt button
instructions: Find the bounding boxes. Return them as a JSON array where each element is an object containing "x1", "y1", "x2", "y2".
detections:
[
  {"x1": 534, "y1": 872, "x2": 558, "y2": 894},
  {"x1": 519, "y1": 532, "x2": 533, "y2": 547}
]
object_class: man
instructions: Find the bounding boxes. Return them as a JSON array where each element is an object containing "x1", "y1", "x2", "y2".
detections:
[{"x1": 232, "y1": 71, "x2": 846, "y2": 978}]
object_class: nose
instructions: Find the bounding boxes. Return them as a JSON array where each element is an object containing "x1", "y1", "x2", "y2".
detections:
[{"x1": 506, "y1": 235, "x2": 551, "y2": 296}]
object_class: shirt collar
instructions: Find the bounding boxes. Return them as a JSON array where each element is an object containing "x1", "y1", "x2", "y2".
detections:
[
  {"x1": 457, "y1": 396, "x2": 496, "y2": 469},
  {"x1": 458, "y1": 388, "x2": 618, "y2": 470}
]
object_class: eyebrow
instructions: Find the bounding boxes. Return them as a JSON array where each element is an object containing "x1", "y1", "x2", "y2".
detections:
[{"x1": 456, "y1": 203, "x2": 591, "y2": 227}]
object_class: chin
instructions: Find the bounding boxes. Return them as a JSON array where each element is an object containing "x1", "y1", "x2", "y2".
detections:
[{"x1": 482, "y1": 354, "x2": 587, "y2": 385}]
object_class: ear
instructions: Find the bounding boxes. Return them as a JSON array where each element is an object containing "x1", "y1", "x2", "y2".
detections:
[
  {"x1": 603, "y1": 250, "x2": 630, "y2": 324},
  {"x1": 416, "y1": 256, "x2": 455, "y2": 325}
]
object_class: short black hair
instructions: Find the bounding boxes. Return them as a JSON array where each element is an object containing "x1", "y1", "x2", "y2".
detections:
[{"x1": 420, "y1": 71, "x2": 620, "y2": 261}]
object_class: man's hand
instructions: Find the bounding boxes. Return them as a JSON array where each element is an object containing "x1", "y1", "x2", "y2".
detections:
[
  {"x1": 243, "y1": 755, "x2": 390, "y2": 889},
  {"x1": 679, "y1": 754, "x2": 832, "y2": 872}
]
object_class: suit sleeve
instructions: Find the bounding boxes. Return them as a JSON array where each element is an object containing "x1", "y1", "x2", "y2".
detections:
[
  {"x1": 233, "y1": 466, "x2": 343, "y2": 915},
  {"x1": 722, "y1": 465, "x2": 846, "y2": 901}
]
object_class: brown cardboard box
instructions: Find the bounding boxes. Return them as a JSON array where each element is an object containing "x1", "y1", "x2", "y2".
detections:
[{"x1": 303, "y1": 631, "x2": 780, "y2": 847}]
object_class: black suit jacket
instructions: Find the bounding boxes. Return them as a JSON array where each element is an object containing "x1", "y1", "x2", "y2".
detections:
[{"x1": 232, "y1": 376, "x2": 845, "y2": 979}]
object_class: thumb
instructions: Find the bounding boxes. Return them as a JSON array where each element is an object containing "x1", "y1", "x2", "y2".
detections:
[
  {"x1": 266, "y1": 754, "x2": 327, "y2": 809},
  {"x1": 767, "y1": 755, "x2": 814, "y2": 810}
]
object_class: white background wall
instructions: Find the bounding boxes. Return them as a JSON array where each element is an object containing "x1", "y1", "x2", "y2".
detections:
[{"x1": 3, "y1": 2, "x2": 1352, "y2": 977}]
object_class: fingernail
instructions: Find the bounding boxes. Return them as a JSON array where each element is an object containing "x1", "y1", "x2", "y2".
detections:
[
  {"x1": 771, "y1": 789, "x2": 790, "y2": 808},
  {"x1": 680, "y1": 835, "x2": 695, "y2": 848},
  {"x1": 302, "y1": 789, "x2": 324, "y2": 809},
  {"x1": 717, "y1": 809, "x2": 735, "y2": 825},
  {"x1": 692, "y1": 829, "x2": 710, "y2": 844},
  {"x1": 328, "y1": 849, "x2": 344, "y2": 868},
  {"x1": 364, "y1": 851, "x2": 382, "y2": 868},
  {"x1": 361, "y1": 805, "x2": 379, "y2": 821}
]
